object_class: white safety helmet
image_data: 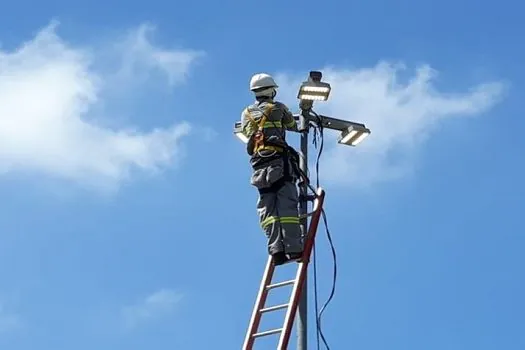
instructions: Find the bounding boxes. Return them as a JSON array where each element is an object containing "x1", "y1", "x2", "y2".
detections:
[{"x1": 250, "y1": 73, "x2": 278, "y2": 97}]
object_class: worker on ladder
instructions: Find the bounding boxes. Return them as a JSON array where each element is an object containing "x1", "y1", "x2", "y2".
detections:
[{"x1": 240, "y1": 73, "x2": 304, "y2": 266}]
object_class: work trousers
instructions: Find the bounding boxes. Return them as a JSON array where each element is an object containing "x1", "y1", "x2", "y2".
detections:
[{"x1": 250, "y1": 154, "x2": 303, "y2": 256}]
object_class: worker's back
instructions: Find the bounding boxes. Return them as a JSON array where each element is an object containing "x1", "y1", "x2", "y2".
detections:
[{"x1": 242, "y1": 98, "x2": 297, "y2": 151}]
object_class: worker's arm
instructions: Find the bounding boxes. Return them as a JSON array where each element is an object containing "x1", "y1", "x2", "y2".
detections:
[
  {"x1": 241, "y1": 108, "x2": 257, "y2": 155},
  {"x1": 241, "y1": 108, "x2": 256, "y2": 138},
  {"x1": 279, "y1": 102, "x2": 298, "y2": 132}
]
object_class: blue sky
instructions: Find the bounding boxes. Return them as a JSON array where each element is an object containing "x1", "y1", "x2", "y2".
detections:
[{"x1": 0, "y1": 0, "x2": 523, "y2": 349}]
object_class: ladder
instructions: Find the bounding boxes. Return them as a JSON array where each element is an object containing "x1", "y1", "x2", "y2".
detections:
[{"x1": 242, "y1": 187, "x2": 326, "y2": 350}]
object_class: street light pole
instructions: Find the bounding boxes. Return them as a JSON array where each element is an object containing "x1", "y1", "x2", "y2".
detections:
[{"x1": 297, "y1": 106, "x2": 310, "y2": 350}]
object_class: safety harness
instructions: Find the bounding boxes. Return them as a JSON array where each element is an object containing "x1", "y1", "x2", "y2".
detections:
[
  {"x1": 244, "y1": 103, "x2": 305, "y2": 195},
  {"x1": 244, "y1": 103, "x2": 284, "y2": 155}
]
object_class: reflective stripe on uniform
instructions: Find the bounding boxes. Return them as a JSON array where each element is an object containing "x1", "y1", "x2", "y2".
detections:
[
  {"x1": 279, "y1": 217, "x2": 300, "y2": 224},
  {"x1": 261, "y1": 215, "x2": 300, "y2": 229},
  {"x1": 262, "y1": 121, "x2": 282, "y2": 128},
  {"x1": 284, "y1": 119, "x2": 296, "y2": 128}
]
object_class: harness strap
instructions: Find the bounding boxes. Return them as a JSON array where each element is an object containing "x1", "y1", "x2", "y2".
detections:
[
  {"x1": 254, "y1": 145, "x2": 284, "y2": 153},
  {"x1": 244, "y1": 103, "x2": 276, "y2": 155}
]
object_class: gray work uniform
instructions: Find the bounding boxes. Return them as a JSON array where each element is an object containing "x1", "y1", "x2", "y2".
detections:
[{"x1": 240, "y1": 98, "x2": 303, "y2": 256}]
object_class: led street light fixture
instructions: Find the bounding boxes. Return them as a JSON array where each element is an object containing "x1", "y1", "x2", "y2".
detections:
[
  {"x1": 338, "y1": 124, "x2": 371, "y2": 146},
  {"x1": 297, "y1": 81, "x2": 331, "y2": 101}
]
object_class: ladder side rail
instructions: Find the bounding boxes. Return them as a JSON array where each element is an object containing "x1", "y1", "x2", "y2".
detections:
[
  {"x1": 242, "y1": 255, "x2": 275, "y2": 350},
  {"x1": 277, "y1": 188, "x2": 326, "y2": 349}
]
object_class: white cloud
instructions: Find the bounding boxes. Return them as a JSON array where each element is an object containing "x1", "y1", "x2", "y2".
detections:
[
  {"x1": 0, "y1": 21, "x2": 202, "y2": 190},
  {"x1": 118, "y1": 23, "x2": 204, "y2": 86},
  {"x1": 121, "y1": 289, "x2": 182, "y2": 329},
  {"x1": 275, "y1": 62, "x2": 506, "y2": 188}
]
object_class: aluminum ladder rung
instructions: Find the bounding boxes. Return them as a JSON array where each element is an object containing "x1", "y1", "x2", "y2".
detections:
[
  {"x1": 260, "y1": 303, "x2": 289, "y2": 313},
  {"x1": 266, "y1": 279, "x2": 295, "y2": 290},
  {"x1": 253, "y1": 328, "x2": 283, "y2": 338}
]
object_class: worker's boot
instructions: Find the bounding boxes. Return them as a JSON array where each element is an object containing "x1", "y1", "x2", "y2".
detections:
[
  {"x1": 272, "y1": 252, "x2": 287, "y2": 266},
  {"x1": 286, "y1": 252, "x2": 303, "y2": 263}
]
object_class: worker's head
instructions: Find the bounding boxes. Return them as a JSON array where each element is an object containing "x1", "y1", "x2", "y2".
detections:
[{"x1": 250, "y1": 73, "x2": 278, "y2": 99}]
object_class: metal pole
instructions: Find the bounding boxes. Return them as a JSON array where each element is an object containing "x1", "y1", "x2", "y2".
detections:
[{"x1": 297, "y1": 107, "x2": 309, "y2": 350}]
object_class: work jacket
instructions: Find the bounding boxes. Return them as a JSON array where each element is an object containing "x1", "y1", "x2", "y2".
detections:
[{"x1": 240, "y1": 98, "x2": 298, "y2": 155}]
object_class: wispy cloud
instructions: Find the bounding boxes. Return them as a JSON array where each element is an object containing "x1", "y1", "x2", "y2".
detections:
[
  {"x1": 0, "y1": 20, "x2": 202, "y2": 191},
  {"x1": 121, "y1": 289, "x2": 182, "y2": 329},
  {"x1": 118, "y1": 22, "x2": 204, "y2": 86},
  {"x1": 276, "y1": 62, "x2": 507, "y2": 188}
]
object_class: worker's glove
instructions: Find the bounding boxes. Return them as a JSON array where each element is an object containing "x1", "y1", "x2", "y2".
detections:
[{"x1": 296, "y1": 125, "x2": 308, "y2": 133}]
